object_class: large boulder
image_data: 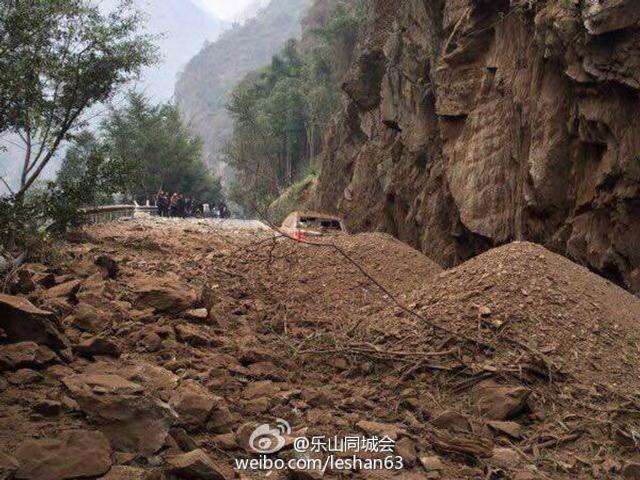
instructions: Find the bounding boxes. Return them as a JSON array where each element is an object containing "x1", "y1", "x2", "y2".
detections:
[
  {"x1": 134, "y1": 279, "x2": 196, "y2": 314},
  {"x1": 81, "y1": 361, "x2": 179, "y2": 397},
  {"x1": 66, "y1": 302, "x2": 111, "y2": 333},
  {"x1": 170, "y1": 381, "x2": 218, "y2": 430},
  {"x1": 0, "y1": 294, "x2": 70, "y2": 353},
  {"x1": 0, "y1": 342, "x2": 59, "y2": 371},
  {"x1": 14, "y1": 430, "x2": 112, "y2": 480},
  {"x1": 62, "y1": 373, "x2": 177, "y2": 454}
]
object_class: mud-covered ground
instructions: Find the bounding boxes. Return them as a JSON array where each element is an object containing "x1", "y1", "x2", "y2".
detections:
[{"x1": 1, "y1": 216, "x2": 640, "y2": 480}]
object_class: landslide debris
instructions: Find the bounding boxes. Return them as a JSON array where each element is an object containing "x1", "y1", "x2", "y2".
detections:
[{"x1": 0, "y1": 217, "x2": 638, "y2": 480}]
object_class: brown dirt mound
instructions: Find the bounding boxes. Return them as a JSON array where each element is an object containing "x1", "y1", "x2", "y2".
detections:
[
  {"x1": 306, "y1": 231, "x2": 443, "y2": 293},
  {"x1": 406, "y1": 241, "x2": 640, "y2": 393}
]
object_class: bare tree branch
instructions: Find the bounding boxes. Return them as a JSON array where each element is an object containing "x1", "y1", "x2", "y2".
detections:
[
  {"x1": 0, "y1": 176, "x2": 15, "y2": 195},
  {"x1": 20, "y1": 122, "x2": 32, "y2": 188}
]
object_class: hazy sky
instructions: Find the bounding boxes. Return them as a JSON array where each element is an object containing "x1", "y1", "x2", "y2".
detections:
[{"x1": 193, "y1": 0, "x2": 264, "y2": 21}]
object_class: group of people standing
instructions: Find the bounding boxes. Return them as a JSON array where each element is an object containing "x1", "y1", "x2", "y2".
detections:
[
  {"x1": 155, "y1": 191, "x2": 231, "y2": 219},
  {"x1": 156, "y1": 191, "x2": 198, "y2": 218}
]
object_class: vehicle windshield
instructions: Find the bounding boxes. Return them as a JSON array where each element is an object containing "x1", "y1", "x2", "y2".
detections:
[{"x1": 298, "y1": 217, "x2": 342, "y2": 231}]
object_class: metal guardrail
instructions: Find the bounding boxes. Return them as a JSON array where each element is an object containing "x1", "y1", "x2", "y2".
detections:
[{"x1": 80, "y1": 204, "x2": 157, "y2": 224}]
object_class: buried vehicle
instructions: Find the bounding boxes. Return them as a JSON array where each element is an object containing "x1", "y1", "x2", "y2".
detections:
[{"x1": 281, "y1": 211, "x2": 347, "y2": 240}]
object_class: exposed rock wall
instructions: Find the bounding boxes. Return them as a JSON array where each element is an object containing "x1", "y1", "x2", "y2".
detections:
[{"x1": 315, "y1": 0, "x2": 640, "y2": 294}]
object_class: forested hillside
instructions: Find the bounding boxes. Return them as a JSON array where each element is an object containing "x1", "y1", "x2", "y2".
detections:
[
  {"x1": 174, "y1": 0, "x2": 310, "y2": 178},
  {"x1": 225, "y1": 0, "x2": 366, "y2": 213}
]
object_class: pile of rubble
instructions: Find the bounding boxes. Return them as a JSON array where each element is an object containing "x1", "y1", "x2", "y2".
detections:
[{"x1": 0, "y1": 218, "x2": 638, "y2": 479}]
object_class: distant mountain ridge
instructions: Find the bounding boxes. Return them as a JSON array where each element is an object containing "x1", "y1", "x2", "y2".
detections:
[
  {"x1": 174, "y1": 0, "x2": 310, "y2": 178},
  {"x1": 131, "y1": 0, "x2": 229, "y2": 101},
  {"x1": 236, "y1": 0, "x2": 271, "y2": 23}
]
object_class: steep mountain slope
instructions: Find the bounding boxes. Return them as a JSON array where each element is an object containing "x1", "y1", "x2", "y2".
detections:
[
  {"x1": 101, "y1": 0, "x2": 228, "y2": 101},
  {"x1": 314, "y1": 0, "x2": 640, "y2": 295},
  {"x1": 174, "y1": 0, "x2": 310, "y2": 176}
]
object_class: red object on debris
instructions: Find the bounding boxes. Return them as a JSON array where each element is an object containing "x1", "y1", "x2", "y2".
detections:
[{"x1": 293, "y1": 230, "x2": 307, "y2": 241}]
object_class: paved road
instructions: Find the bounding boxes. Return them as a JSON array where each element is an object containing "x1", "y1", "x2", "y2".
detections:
[
  {"x1": 132, "y1": 213, "x2": 270, "y2": 231},
  {"x1": 202, "y1": 218, "x2": 270, "y2": 230}
]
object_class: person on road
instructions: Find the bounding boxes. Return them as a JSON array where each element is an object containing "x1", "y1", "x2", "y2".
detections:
[
  {"x1": 169, "y1": 193, "x2": 178, "y2": 217},
  {"x1": 157, "y1": 191, "x2": 168, "y2": 217},
  {"x1": 220, "y1": 202, "x2": 230, "y2": 219}
]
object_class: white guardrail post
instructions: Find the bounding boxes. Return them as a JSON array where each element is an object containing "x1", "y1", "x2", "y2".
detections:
[{"x1": 79, "y1": 205, "x2": 158, "y2": 224}]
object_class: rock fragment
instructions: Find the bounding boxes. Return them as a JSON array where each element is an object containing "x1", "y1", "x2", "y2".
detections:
[
  {"x1": 10, "y1": 270, "x2": 36, "y2": 294},
  {"x1": 41, "y1": 280, "x2": 81, "y2": 299},
  {"x1": 33, "y1": 400, "x2": 63, "y2": 417},
  {"x1": 95, "y1": 255, "x2": 119, "y2": 279},
  {"x1": 242, "y1": 380, "x2": 280, "y2": 400},
  {"x1": 175, "y1": 324, "x2": 212, "y2": 347},
  {"x1": 471, "y1": 381, "x2": 530, "y2": 420},
  {"x1": 420, "y1": 455, "x2": 444, "y2": 472},
  {"x1": 170, "y1": 380, "x2": 217, "y2": 429},
  {"x1": 66, "y1": 303, "x2": 109, "y2": 332},
  {"x1": 74, "y1": 336, "x2": 121, "y2": 358},
  {"x1": 488, "y1": 447, "x2": 521, "y2": 469},
  {"x1": 395, "y1": 437, "x2": 417, "y2": 467},
  {"x1": 8, "y1": 369, "x2": 43, "y2": 386},
  {"x1": 356, "y1": 420, "x2": 406, "y2": 440},
  {"x1": 431, "y1": 410, "x2": 471, "y2": 432},
  {"x1": 185, "y1": 308, "x2": 209, "y2": 322},
  {"x1": 0, "y1": 342, "x2": 59, "y2": 371},
  {"x1": 0, "y1": 294, "x2": 69, "y2": 352},
  {"x1": 134, "y1": 280, "x2": 196, "y2": 313},
  {"x1": 487, "y1": 420, "x2": 523, "y2": 439},
  {"x1": 14, "y1": 430, "x2": 112, "y2": 480},
  {"x1": 164, "y1": 449, "x2": 229, "y2": 480},
  {"x1": 170, "y1": 428, "x2": 199, "y2": 452},
  {"x1": 211, "y1": 433, "x2": 237, "y2": 451},
  {"x1": 63, "y1": 373, "x2": 176, "y2": 454}
]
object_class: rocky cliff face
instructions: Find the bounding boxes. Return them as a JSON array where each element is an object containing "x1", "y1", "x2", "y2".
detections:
[{"x1": 315, "y1": 0, "x2": 640, "y2": 294}]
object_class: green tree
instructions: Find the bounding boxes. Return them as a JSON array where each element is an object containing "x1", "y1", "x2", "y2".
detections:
[
  {"x1": 56, "y1": 131, "x2": 127, "y2": 205},
  {"x1": 45, "y1": 131, "x2": 130, "y2": 232},
  {"x1": 0, "y1": 0, "x2": 157, "y2": 198},
  {"x1": 103, "y1": 92, "x2": 222, "y2": 203}
]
